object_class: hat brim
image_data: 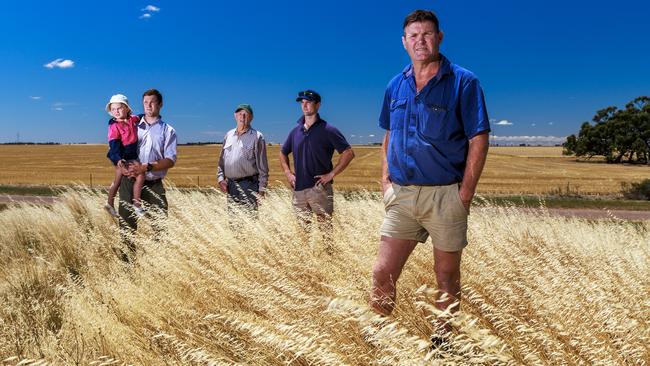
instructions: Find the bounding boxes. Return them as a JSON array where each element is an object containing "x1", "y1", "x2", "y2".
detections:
[
  {"x1": 235, "y1": 108, "x2": 253, "y2": 115},
  {"x1": 296, "y1": 96, "x2": 319, "y2": 103},
  {"x1": 105, "y1": 101, "x2": 132, "y2": 113}
]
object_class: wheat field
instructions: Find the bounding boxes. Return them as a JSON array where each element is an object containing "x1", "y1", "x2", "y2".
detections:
[
  {"x1": 0, "y1": 187, "x2": 648, "y2": 365},
  {"x1": 1, "y1": 145, "x2": 649, "y2": 195}
]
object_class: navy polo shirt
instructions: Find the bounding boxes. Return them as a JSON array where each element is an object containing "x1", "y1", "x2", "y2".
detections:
[
  {"x1": 379, "y1": 54, "x2": 490, "y2": 185},
  {"x1": 281, "y1": 115, "x2": 351, "y2": 191}
]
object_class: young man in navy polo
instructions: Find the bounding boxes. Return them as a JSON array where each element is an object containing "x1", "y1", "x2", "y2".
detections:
[
  {"x1": 369, "y1": 10, "x2": 491, "y2": 343},
  {"x1": 279, "y1": 90, "x2": 355, "y2": 227}
]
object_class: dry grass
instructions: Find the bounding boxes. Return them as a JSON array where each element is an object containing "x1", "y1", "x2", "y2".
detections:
[
  {"x1": 0, "y1": 187, "x2": 648, "y2": 365},
  {"x1": 0, "y1": 145, "x2": 648, "y2": 195}
]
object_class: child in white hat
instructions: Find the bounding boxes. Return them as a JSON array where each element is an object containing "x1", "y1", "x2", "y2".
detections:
[{"x1": 105, "y1": 94, "x2": 145, "y2": 217}]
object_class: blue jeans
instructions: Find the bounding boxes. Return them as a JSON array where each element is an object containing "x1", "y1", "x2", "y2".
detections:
[{"x1": 227, "y1": 175, "x2": 259, "y2": 211}]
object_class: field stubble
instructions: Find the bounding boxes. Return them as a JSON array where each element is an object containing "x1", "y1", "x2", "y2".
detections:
[
  {"x1": 0, "y1": 187, "x2": 648, "y2": 365},
  {"x1": 1, "y1": 145, "x2": 649, "y2": 195}
]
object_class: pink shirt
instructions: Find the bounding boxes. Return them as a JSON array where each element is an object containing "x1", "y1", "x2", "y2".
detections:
[{"x1": 107, "y1": 115, "x2": 139, "y2": 145}]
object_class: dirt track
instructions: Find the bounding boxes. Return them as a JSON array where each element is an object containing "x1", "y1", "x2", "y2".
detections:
[
  {"x1": 0, "y1": 194, "x2": 59, "y2": 205},
  {"x1": 2, "y1": 194, "x2": 649, "y2": 221},
  {"x1": 519, "y1": 207, "x2": 650, "y2": 221}
]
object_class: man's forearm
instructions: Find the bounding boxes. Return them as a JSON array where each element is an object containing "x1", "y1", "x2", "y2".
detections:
[
  {"x1": 460, "y1": 132, "x2": 489, "y2": 195},
  {"x1": 331, "y1": 148, "x2": 355, "y2": 177},
  {"x1": 279, "y1": 153, "x2": 292, "y2": 174},
  {"x1": 152, "y1": 158, "x2": 175, "y2": 171}
]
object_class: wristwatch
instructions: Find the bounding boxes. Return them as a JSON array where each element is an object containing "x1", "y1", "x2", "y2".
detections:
[{"x1": 146, "y1": 163, "x2": 154, "y2": 172}]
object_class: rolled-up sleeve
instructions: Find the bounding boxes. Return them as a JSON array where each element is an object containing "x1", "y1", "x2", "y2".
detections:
[
  {"x1": 378, "y1": 88, "x2": 391, "y2": 130},
  {"x1": 460, "y1": 77, "x2": 491, "y2": 139},
  {"x1": 216, "y1": 134, "x2": 227, "y2": 183},
  {"x1": 164, "y1": 126, "x2": 178, "y2": 163},
  {"x1": 256, "y1": 133, "x2": 269, "y2": 191}
]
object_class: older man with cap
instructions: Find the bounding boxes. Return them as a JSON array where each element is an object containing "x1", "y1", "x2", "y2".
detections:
[
  {"x1": 217, "y1": 103, "x2": 269, "y2": 210},
  {"x1": 280, "y1": 90, "x2": 355, "y2": 226}
]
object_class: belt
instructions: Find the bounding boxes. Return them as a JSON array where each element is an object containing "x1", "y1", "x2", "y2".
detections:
[
  {"x1": 403, "y1": 181, "x2": 459, "y2": 187},
  {"x1": 231, "y1": 175, "x2": 258, "y2": 183},
  {"x1": 144, "y1": 178, "x2": 162, "y2": 185}
]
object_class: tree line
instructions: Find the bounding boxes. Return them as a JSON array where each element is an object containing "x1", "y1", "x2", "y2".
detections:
[{"x1": 563, "y1": 96, "x2": 650, "y2": 164}]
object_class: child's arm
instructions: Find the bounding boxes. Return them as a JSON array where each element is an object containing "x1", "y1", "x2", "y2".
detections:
[{"x1": 106, "y1": 120, "x2": 123, "y2": 165}]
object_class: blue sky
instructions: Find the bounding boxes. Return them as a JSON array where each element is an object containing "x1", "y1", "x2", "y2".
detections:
[{"x1": 0, "y1": 0, "x2": 648, "y2": 145}]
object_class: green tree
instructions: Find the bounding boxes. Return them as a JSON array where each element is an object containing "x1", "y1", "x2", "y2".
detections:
[{"x1": 564, "y1": 96, "x2": 650, "y2": 164}]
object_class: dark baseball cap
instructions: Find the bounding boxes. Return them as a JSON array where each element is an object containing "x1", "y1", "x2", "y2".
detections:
[
  {"x1": 296, "y1": 90, "x2": 321, "y2": 103},
  {"x1": 235, "y1": 103, "x2": 253, "y2": 115}
]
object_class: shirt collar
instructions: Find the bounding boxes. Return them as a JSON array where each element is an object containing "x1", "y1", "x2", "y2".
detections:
[
  {"x1": 139, "y1": 115, "x2": 163, "y2": 127},
  {"x1": 402, "y1": 53, "x2": 452, "y2": 80},
  {"x1": 297, "y1": 113, "x2": 323, "y2": 125},
  {"x1": 235, "y1": 127, "x2": 255, "y2": 136}
]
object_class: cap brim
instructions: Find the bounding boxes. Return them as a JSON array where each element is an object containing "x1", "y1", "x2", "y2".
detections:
[
  {"x1": 296, "y1": 96, "x2": 318, "y2": 102},
  {"x1": 235, "y1": 108, "x2": 253, "y2": 115}
]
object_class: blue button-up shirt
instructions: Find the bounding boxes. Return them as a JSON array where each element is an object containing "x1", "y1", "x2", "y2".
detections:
[
  {"x1": 137, "y1": 116, "x2": 177, "y2": 180},
  {"x1": 379, "y1": 55, "x2": 490, "y2": 185}
]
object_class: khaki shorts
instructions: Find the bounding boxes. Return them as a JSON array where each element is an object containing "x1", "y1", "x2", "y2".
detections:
[
  {"x1": 293, "y1": 182, "x2": 334, "y2": 216},
  {"x1": 380, "y1": 183, "x2": 468, "y2": 251}
]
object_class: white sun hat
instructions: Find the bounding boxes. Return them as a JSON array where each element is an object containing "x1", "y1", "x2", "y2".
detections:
[{"x1": 105, "y1": 94, "x2": 132, "y2": 113}]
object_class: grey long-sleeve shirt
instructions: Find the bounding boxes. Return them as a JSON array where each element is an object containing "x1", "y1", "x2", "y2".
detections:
[{"x1": 217, "y1": 127, "x2": 269, "y2": 191}]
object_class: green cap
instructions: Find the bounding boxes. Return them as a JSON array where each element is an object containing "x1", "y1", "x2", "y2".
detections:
[{"x1": 235, "y1": 103, "x2": 253, "y2": 115}]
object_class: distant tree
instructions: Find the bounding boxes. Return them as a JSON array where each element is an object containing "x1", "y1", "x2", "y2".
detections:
[
  {"x1": 564, "y1": 96, "x2": 650, "y2": 164},
  {"x1": 562, "y1": 134, "x2": 577, "y2": 155}
]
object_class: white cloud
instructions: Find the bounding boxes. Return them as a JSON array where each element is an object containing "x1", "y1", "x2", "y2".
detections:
[
  {"x1": 495, "y1": 119, "x2": 513, "y2": 126},
  {"x1": 29, "y1": 96, "x2": 41, "y2": 100},
  {"x1": 490, "y1": 135, "x2": 566, "y2": 144},
  {"x1": 44, "y1": 58, "x2": 74, "y2": 69},
  {"x1": 51, "y1": 102, "x2": 76, "y2": 111},
  {"x1": 548, "y1": 122, "x2": 554, "y2": 125},
  {"x1": 142, "y1": 5, "x2": 160, "y2": 12},
  {"x1": 139, "y1": 5, "x2": 160, "y2": 19}
]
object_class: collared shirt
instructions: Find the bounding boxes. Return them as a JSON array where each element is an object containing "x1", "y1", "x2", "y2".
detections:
[
  {"x1": 281, "y1": 114, "x2": 351, "y2": 191},
  {"x1": 217, "y1": 127, "x2": 269, "y2": 191},
  {"x1": 137, "y1": 116, "x2": 177, "y2": 180},
  {"x1": 379, "y1": 54, "x2": 490, "y2": 185}
]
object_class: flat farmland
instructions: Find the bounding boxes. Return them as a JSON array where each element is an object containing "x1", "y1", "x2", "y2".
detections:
[{"x1": 0, "y1": 145, "x2": 648, "y2": 195}]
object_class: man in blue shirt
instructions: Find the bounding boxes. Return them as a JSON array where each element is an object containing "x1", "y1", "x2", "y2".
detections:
[
  {"x1": 280, "y1": 90, "x2": 355, "y2": 227},
  {"x1": 369, "y1": 10, "x2": 490, "y2": 340}
]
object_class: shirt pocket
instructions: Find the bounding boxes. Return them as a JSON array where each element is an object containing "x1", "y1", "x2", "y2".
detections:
[
  {"x1": 389, "y1": 98, "x2": 407, "y2": 130},
  {"x1": 419, "y1": 104, "x2": 449, "y2": 141},
  {"x1": 223, "y1": 141, "x2": 233, "y2": 152},
  {"x1": 242, "y1": 140, "x2": 255, "y2": 160}
]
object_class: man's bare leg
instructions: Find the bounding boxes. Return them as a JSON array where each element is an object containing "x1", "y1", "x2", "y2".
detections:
[
  {"x1": 433, "y1": 247, "x2": 463, "y2": 333},
  {"x1": 370, "y1": 236, "x2": 418, "y2": 315}
]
